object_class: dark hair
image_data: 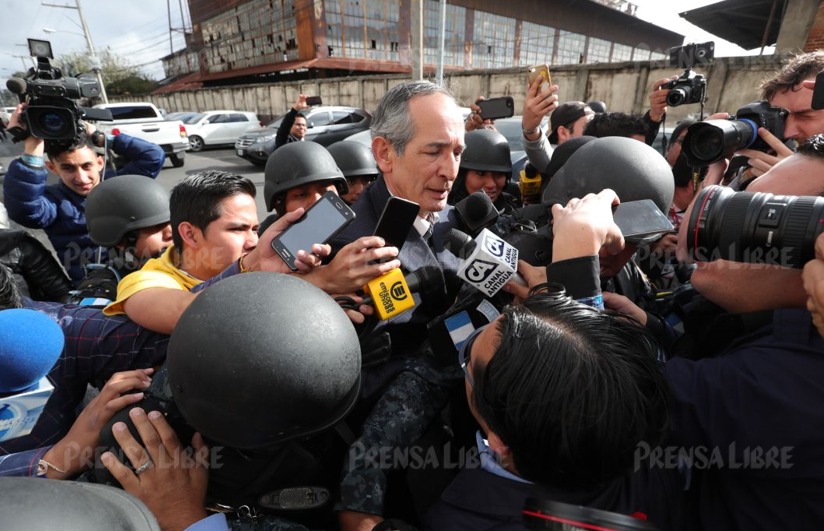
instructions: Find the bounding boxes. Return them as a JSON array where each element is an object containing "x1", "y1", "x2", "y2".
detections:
[
  {"x1": 472, "y1": 293, "x2": 671, "y2": 489},
  {"x1": 584, "y1": 111, "x2": 648, "y2": 140},
  {"x1": 797, "y1": 133, "x2": 824, "y2": 160},
  {"x1": 761, "y1": 51, "x2": 824, "y2": 100},
  {"x1": 169, "y1": 170, "x2": 256, "y2": 250},
  {"x1": 0, "y1": 265, "x2": 22, "y2": 310},
  {"x1": 44, "y1": 131, "x2": 94, "y2": 159}
]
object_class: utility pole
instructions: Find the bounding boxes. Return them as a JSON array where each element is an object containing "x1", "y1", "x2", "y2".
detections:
[
  {"x1": 410, "y1": 0, "x2": 424, "y2": 80},
  {"x1": 436, "y1": 0, "x2": 446, "y2": 85},
  {"x1": 41, "y1": 0, "x2": 109, "y2": 103}
]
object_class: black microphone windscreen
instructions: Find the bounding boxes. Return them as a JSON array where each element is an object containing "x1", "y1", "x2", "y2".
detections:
[
  {"x1": 406, "y1": 265, "x2": 445, "y2": 298},
  {"x1": 455, "y1": 191, "x2": 498, "y2": 235},
  {"x1": 6, "y1": 78, "x2": 26, "y2": 95},
  {"x1": 444, "y1": 228, "x2": 475, "y2": 258}
]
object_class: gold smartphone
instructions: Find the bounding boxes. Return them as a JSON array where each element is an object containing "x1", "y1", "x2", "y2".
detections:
[{"x1": 528, "y1": 64, "x2": 552, "y2": 89}]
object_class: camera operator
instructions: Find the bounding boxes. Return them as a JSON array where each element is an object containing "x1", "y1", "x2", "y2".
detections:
[
  {"x1": 2, "y1": 103, "x2": 165, "y2": 287},
  {"x1": 737, "y1": 51, "x2": 824, "y2": 176}
]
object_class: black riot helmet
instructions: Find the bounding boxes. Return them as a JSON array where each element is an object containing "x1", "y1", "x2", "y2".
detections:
[
  {"x1": 460, "y1": 129, "x2": 513, "y2": 176},
  {"x1": 167, "y1": 272, "x2": 361, "y2": 449},
  {"x1": 85, "y1": 175, "x2": 170, "y2": 247},
  {"x1": 542, "y1": 136, "x2": 674, "y2": 215},
  {"x1": 263, "y1": 141, "x2": 348, "y2": 213},
  {"x1": 327, "y1": 141, "x2": 380, "y2": 179}
]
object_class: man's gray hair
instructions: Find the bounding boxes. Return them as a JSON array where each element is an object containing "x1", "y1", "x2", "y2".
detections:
[{"x1": 371, "y1": 81, "x2": 457, "y2": 155}]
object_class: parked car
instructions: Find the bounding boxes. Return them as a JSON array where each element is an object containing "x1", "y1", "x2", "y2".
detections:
[
  {"x1": 235, "y1": 106, "x2": 371, "y2": 166},
  {"x1": 165, "y1": 111, "x2": 199, "y2": 123},
  {"x1": 185, "y1": 110, "x2": 262, "y2": 152}
]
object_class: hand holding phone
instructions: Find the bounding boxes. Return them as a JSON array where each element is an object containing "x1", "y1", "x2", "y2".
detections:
[
  {"x1": 476, "y1": 96, "x2": 515, "y2": 121},
  {"x1": 528, "y1": 64, "x2": 552, "y2": 91},
  {"x1": 271, "y1": 192, "x2": 355, "y2": 271}
]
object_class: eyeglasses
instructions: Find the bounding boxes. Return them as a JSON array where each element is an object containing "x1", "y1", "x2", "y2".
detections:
[{"x1": 457, "y1": 324, "x2": 487, "y2": 388}]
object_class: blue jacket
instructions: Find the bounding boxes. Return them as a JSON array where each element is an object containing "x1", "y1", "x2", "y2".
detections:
[{"x1": 3, "y1": 134, "x2": 164, "y2": 285}]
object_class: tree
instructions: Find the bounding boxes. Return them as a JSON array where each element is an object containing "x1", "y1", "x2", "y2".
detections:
[{"x1": 55, "y1": 47, "x2": 158, "y2": 95}]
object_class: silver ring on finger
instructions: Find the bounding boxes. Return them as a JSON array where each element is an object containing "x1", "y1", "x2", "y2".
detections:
[{"x1": 134, "y1": 459, "x2": 153, "y2": 476}]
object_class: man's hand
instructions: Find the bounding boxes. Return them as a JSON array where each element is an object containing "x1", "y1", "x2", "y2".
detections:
[
  {"x1": 649, "y1": 76, "x2": 676, "y2": 123},
  {"x1": 522, "y1": 76, "x2": 558, "y2": 138},
  {"x1": 293, "y1": 94, "x2": 309, "y2": 112},
  {"x1": 602, "y1": 292, "x2": 648, "y2": 325},
  {"x1": 650, "y1": 233, "x2": 679, "y2": 257},
  {"x1": 101, "y1": 408, "x2": 210, "y2": 531},
  {"x1": 8, "y1": 103, "x2": 43, "y2": 155},
  {"x1": 465, "y1": 96, "x2": 493, "y2": 132},
  {"x1": 550, "y1": 189, "x2": 625, "y2": 262},
  {"x1": 41, "y1": 368, "x2": 153, "y2": 479},
  {"x1": 803, "y1": 233, "x2": 824, "y2": 338},
  {"x1": 736, "y1": 127, "x2": 794, "y2": 177},
  {"x1": 305, "y1": 236, "x2": 400, "y2": 294},
  {"x1": 243, "y1": 207, "x2": 328, "y2": 273},
  {"x1": 502, "y1": 260, "x2": 548, "y2": 302},
  {"x1": 336, "y1": 293, "x2": 374, "y2": 324}
]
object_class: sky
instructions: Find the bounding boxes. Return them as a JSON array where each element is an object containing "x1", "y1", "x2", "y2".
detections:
[{"x1": 0, "y1": 0, "x2": 766, "y2": 83}]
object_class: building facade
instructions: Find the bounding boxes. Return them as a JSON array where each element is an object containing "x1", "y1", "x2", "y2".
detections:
[{"x1": 159, "y1": 0, "x2": 682, "y2": 90}]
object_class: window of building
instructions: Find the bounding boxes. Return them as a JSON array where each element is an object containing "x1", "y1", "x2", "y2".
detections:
[
  {"x1": 424, "y1": 0, "x2": 466, "y2": 67},
  {"x1": 587, "y1": 37, "x2": 612, "y2": 63},
  {"x1": 325, "y1": 0, "x2": 401, "y2": 62},
  {"x1": 611, "y1": 43, "x2": 634, "y2": 62},
  {"x1": 471, "y1": 11, "x2": 515, "y2": 69},
  {"x1": 556, "y1": 30, "x2": 586, "y2": 65},
  {"x1": 518, "y1": 21, "x2": 555, "y2": 67}
]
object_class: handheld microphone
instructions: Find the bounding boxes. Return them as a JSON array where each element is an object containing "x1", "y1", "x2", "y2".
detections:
[
  {"x1": 445, "y1": 228, "x2": 526, "y2": 297},
  {"x1": 5, "y1": 78, "x2": 26, "y2": 95},
  {"x1": 362, "y1": 266, "x2": 444, "y2": 320},
  {"x1": 0, "y1": 309, "x2": 63, "y2": 442},
  {"x1": 454, "y1": 191, "x2": 499, "y2": 237}
]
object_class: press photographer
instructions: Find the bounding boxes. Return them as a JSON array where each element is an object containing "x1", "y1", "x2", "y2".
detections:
[{"x1": 2, "y1": 39, "x2": 165, "y2": 286}]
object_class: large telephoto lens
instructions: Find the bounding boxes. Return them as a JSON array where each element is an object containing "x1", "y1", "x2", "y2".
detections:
[
  {"x1": 681, "y1": 119, "x2": 760, "y2": 167},
  {"x1": 686, "y1": 185, "x2": 824, "y2": 269},
  {"x1": 26, "y1": 106, "x2": 76, "y2": 140}
]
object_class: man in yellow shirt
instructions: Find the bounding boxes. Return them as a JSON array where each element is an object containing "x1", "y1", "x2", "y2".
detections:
[{"x1": 104, "y1": 170, "x2": 323, "y2": 334}]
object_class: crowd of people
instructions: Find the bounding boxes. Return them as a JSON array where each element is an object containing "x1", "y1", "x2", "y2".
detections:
[{"x1": 1, "y1": 49, "x2": 824, "y2": 531}]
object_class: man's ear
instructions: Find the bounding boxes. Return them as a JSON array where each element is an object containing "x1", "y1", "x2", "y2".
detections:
[
  {"x1": 44, "y1": 159, "x2": 56, "y2": 173},
  {"x1": 372, "y1": 136, "x2": 393, "y2": 174},
  {"x1": 177, "y1": 221, "x2": 201, "y2": 249}
]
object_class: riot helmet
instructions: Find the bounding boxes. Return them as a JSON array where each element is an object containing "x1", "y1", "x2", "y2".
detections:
[
  {"x1": 85, "y1": 175, "x2": 170, "y2": 247},
  {"x1": 460, "y1": 129, "x2": 513, "y2": 175},
  {"x1": 327, "y1": 141, "x2": 380, "y2": 179},
  {"x1": 167, "y1": 272, "x2": 361, "y2": 449},
  {"x1": 263, "y1": 142, "x2": 348, "y2": 213},
  {"x1": 542, "y1": 136, "x2": 674, "y2": 215}
]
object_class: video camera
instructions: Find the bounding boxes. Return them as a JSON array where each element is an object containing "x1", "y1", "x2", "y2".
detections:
[
  {"x1": 661, "y1": 42, "x2": 714, "y2": 107},
  {"x1": 5, "y1": 39, "x2": 111, "y2": 142},
  {"x1": 681, "y1": 101, "x2": 788, "y2": 167},
  {"x1": 686, "y1": 185, "x2": 824, "y2": 269}
]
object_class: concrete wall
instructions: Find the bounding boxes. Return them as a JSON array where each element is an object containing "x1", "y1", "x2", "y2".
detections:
[{"x1": 116, "y1": 55, "x2": 791, "y2": 123}]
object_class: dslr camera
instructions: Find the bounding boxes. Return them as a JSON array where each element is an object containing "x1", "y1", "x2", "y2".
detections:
[
  {"x1": 681, "y1": 101, "x2": 788, "y2": 166},
  {"x1": 6, "y1": 39, "x2": 108, "y2": 142},
  {"x1": 661, "y1": 42, "x2": 714, "y2": 107}
]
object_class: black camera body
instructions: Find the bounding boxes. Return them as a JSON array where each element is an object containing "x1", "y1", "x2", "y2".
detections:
[
  {"x1": 734, "y1": 101, "x2": 788, "y2": 152},
  {"x1": 7, "y1": 49, "x2": 103, "y2": 142},
  {"x1": 662, "y1": 70, "x2": 707, "y2": 107}
]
